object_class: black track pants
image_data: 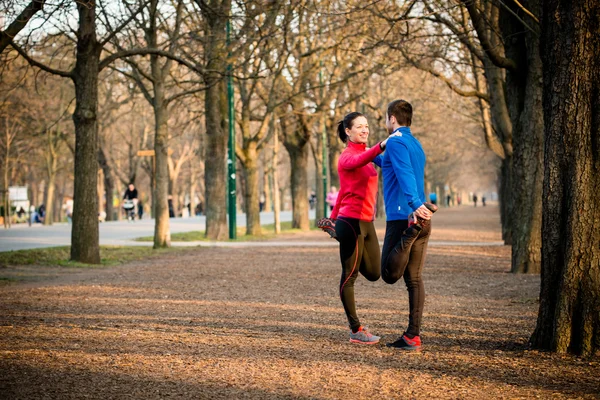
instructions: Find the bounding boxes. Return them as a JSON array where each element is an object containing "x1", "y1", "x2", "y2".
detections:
[
  {"x1": 335, "y1": 217, "x2": 381, "y2": 331},
  {"x1": 381, "y1": 219, "x2": 431, "y2": 336}
]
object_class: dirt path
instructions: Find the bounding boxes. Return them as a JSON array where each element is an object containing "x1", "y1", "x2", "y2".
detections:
[{"x1": 1, "y1": 205, "x2": 598, "y2": 399}]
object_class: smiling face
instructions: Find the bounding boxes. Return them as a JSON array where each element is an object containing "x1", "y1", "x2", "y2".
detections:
[{"x1": 346, "y1": 116, "x2": 369, "y2": 144}]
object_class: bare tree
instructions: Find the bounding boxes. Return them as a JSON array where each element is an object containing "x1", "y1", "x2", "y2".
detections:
[
  {"x1": 368, "y1": 0, "x2": 544, "y2": 273},
  {"x1": 6, "y1": 0, "x2": 201, "y2": 262},
  {"x1": 531, "y1": 0, "x2": 600, "y2": 357}
]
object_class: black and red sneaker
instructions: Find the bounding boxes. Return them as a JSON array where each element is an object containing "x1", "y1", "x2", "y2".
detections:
[
  {"x1": 317, "y1": 217, "x2": 337, "y2": 239},
  {"x1": 386, "y1": 333, "x2": 422, "y2": 351}
]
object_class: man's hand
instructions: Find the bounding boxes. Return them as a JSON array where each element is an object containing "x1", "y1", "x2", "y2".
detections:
[{"x1": 413, "y1": 204, "x2": 433, "y2": 220}]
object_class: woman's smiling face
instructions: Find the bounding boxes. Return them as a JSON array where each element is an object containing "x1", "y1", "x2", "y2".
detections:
[{"x1": 346, "y1": 116, "x2": 369, "y2": 144}]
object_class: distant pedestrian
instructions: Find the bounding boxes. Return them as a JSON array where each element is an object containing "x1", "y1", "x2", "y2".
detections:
[
  {"x1": 429, "y1": 192, "x2": 437, "y2": 205},
  {"x1": 259, "y1": 192, "x2": 266, "y2": 212},
  {"x1": 473, "y1": 194, "x2": 478, "y2": 207},
  {"x1": 168, "y1": 196, "x2": 175, "y2": 218},
  {"x1": 482, "y1": 196, "x2": 486, "y2": 207},
  {"x1": 326, "y1": 186, "x2": 338, "y2": 211},
  {"x1": 309, "y1": 191, "x2": 317, "y2": 210},
  {"x1": 446, "y1": 194, "x2": 451, "y2": 207}
]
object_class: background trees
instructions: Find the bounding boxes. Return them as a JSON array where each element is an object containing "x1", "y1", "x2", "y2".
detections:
[{"x1": 3, "y1": 0, "x2": 595, "y2": 356}]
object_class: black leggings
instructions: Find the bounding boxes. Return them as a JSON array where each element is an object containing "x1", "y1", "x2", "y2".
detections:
[
  {"x1": 335, "y1": 217, "x2": 381, "y2": 331},
  {"x1": 381, "y1": 219, "x2": 431, "y2": 336}
]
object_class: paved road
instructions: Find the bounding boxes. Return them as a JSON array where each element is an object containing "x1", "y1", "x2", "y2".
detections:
[
  {"x1": 0, "y1": 211, "x2": 312, "y2": 252},
  {"x1": 1, "y1": 208, "x2": 505, "y2": 252}
]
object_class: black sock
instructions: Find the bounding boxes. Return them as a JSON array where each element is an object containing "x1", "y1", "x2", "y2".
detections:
[
  {"x1": 404, "y1": 332, "x2": 416, "y2": 339},
  {"x1": 351, "y1": 326, "x2": 361, "y2": 333}
]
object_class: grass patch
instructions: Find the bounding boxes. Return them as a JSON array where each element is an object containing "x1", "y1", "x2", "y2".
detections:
[
  {"x1": 134, "y1": 220, "x2": 318, "y2": 242},
  {"x1": 0, "y1": 245, "x2": 184, "y2": 268}
]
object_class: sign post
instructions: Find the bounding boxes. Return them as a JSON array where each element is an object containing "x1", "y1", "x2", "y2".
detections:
[{"x1": 227, "y1": 18, "x2": 237, "y2": 239}]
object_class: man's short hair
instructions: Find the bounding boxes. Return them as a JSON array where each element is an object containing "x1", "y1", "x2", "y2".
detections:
[{"x1": 387, "y1": 100, "x2": 413, "y2": 127}]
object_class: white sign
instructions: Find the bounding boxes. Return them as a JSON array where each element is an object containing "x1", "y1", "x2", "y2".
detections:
[{"x1": 8, "y1": 186, "x2": 28, "y2": 201}]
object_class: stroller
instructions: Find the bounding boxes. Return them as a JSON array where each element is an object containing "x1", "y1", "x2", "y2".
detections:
[{"x1": 123, "y1": 199, "x2": 136, "y2": 221}]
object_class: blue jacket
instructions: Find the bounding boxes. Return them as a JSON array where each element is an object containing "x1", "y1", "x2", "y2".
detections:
[{"x1": 374, "y1": 126, "x2": 426, "y2": 220}]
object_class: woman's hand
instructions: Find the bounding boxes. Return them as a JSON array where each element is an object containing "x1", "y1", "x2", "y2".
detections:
[{"x1": 379, "y1": 131, "x2": 402, "y2": 150}]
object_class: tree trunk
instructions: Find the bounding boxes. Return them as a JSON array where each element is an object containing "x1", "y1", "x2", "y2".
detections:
[
  {"x1": 43, "y1": 163, "x2": 56, "y2": 226},
  {"x1": 271, "y1": 126, "x2": 281, "y2": 233},
  {"x1": 204, "y1": 78, "x2": 228, "y2": 240},
  {"x1": 202, "y1": 2, "x2": 229, "y2": 240},
  {"x1": 262, "y1": 169, "x2": 271, "y2": 213},
  {"x1": 153, "y1": 103, "x2": 171, "y2": 248},
  {"x1": 168, "y1": 168, "x2": 179, "y2": 217},
  {"x1": 314, "y1": 132, "x2": 325, "y2": 222},
  {"x1": 97, "y1": 147, "x2": 114, "y2": 221},
  {"x1": 70, "y1": 0, "x2": 101, "y2": 264},
  {"x1": 328, "y1": 143, "x2": 340, "y2": 189},
  {"x1": 498, "y1": 157, "x2": 513, "y2": 244},
  {"x1": 242, "y1": 144, "x2": 261, "y2": 236},
  {"x1": 3, "y1": 150, "x2": 9, "y2": 228},
  {"x1": 531, "y1": 0, "x2": 600, "y2": 357},
  {"x1": 501, "y1": 0, "x2": 544, "y2": 273},
  {"x1": 285, "y1": 143, "x2": 309, "y2": 230}
]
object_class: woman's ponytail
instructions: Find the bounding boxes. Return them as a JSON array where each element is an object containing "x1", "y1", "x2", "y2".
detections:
[{"x1": 337, "y1": 120, "x2": 347, "y2": 143}]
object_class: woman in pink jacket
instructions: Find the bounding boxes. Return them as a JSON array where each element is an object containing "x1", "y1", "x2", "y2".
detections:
[{"x1": 321, "y1": 111, "x2": 389, "y2": 344}]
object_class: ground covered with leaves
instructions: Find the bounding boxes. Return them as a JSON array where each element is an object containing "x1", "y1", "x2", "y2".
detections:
[{"x1": 1, "y1": 205, "x2": 598, "y2": 399}]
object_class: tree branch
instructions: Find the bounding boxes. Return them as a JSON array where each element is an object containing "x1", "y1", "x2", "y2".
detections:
[
  {"x1": 99, "y1": 48, "x2": 204, "y2": 74},
  {"x1": 100, "y1": 0, "x2": 151, "y2": 46},
  {"x1": 0, "y1": 0, "x2": 45, "y2": 53},
  {"x1": 461, "y1": 0, "x2": 518, "y2": 72},
  {"x1": 10, "y1": 40, "x2": 72, "y2": 78}
]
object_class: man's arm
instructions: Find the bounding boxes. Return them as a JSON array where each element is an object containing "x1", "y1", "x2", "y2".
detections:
[
  {"x1": 373, "y1": 154, "x2": 383, "y2": 167},
  {"x1": 387, "y1": 139, "x2": 429, "y2": 218}
]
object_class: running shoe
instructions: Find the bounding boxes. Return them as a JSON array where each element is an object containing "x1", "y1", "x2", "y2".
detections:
[
  {"x1": 317, "y1": 217, "x2": 337, "y2": 239},
  {"x1": 349, "y1": 326, "x2": 380, "y2": 345},
  {"x1": 386, "y1": 333, "x2": 422, "y2": 351}
]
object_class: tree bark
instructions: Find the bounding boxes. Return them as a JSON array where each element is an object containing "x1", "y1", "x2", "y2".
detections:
[
  {"x1": 70, "y1": 1, "x2": 101, "y2": 264},
  {"x1": 313, "y1": 126, "x2": 325, "y2": 222},
  {"x1": 42, "y1": 128, "x2": 58, "y2": 226},
  {"x1": 241, "y1": 143, "x2": 261, "y2": 236},
  {"x1": 204, "y1": 78, "x2": 228, "y2": 240},
  {"x1": 280, "y1": 112, "x2": 310, "y2": 230},
  {"x1": 271, "y1": 117, "x2": 281, "y2": 233},
  {"x1": 498, "y1": 156, "x2": 513, "y2": 244},
  {"x1": 202, "y1": 0, "x2": 230, "y2": 240},
  {"x1": 97, "y1": 147, "x2": 114, "y2": 221},
  {"x1": 153, "y1": 102, "x2": 171, "y2": 247},
  {"x1": 285, "y1": 143, "x2": 310, "y2": 231},
  {"x1": 482, "y1": 57, "x2": 514, "y2": 245},
  {"x1": 43, "y1": 166, "x2": 55, "y2": 225},
  {"x1": 500, "y1": 0, "x2": 544, "y2": 273},
  {"x1": 531, "y1": 0, "x2": 600, "y2": 357}
]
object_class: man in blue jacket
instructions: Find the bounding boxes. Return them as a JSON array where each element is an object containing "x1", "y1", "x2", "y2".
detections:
[{"x1": 375, "y1": 99, "x2": 433, "y2": 351}]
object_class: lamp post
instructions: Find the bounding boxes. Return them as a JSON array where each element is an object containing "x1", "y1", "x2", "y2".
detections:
[
  {"x1": 319, "y1": 62, "x2": 328, "y2": 218},
  {"x1": 226, "y1": 18, "x2": 237, "y2": 239}
]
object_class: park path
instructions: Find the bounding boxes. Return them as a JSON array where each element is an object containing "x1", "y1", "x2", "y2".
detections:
[
  {"x1": 1, "y1": 205, "x2": 598, "y2": 399},
  {"x1": 0, "y1": 211, "x2": 304, "y2": 252}
]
